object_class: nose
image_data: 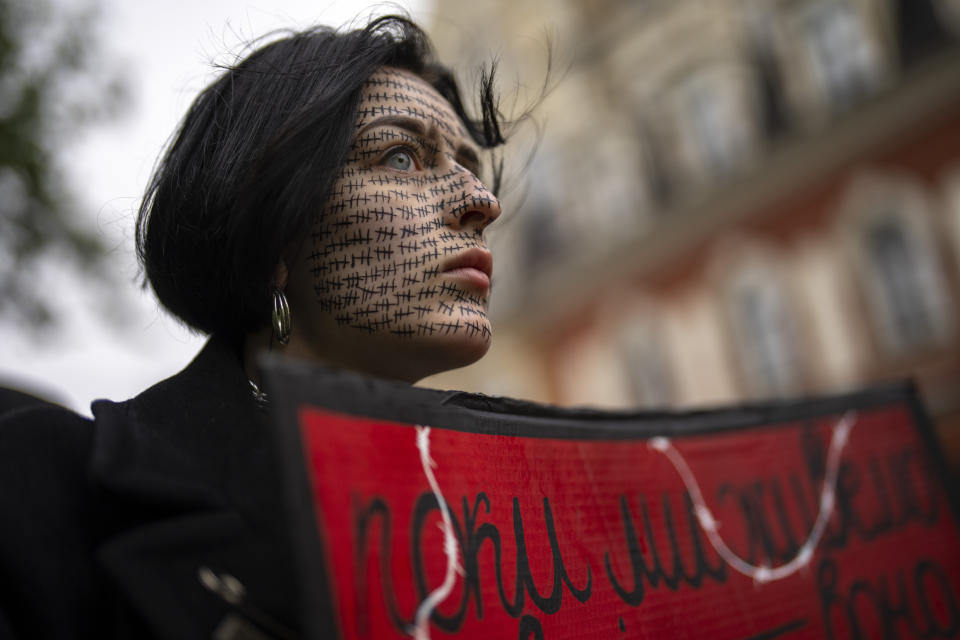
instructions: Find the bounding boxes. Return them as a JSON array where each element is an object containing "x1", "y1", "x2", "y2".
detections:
[{"x1": 446, "y1": 170, "x2": 502, "y2": 232}]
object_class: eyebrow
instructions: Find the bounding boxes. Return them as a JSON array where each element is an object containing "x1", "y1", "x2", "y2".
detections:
[
  {"x1": 356, "y1": 115, "x2": 426, "y2": 138},
  {"x1": 456, "y1": 145, "x2": 481, "y2": 175}
]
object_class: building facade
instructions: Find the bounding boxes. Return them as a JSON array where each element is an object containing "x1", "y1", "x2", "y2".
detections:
[{"x1": 424, "y1": 0, "x2": 960, "y2": 468}]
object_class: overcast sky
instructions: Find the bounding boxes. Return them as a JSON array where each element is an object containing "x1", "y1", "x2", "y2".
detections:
[{"x1": 0, "y1": 0, "x2": 431, "y2": 415}]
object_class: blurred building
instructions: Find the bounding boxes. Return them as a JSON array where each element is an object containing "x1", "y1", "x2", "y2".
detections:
[{"x1": 424, "y1": 0, "x2": 960, "y2": 467}]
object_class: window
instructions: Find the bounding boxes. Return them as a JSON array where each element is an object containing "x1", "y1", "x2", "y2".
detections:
[
  {"x1": 932, "y1": 0, "x2": 960, "y2": 37},
  {"x1": 802, "y1": 0, "x2": 881, "y2": 108},
  {"x1": 728, "y1": 278, "x2": 804, "y2": 398},
  {"x1": 618, "y1": 320, "x2": 674, "y2": 406},
  {"x1": 688, "y1": 83, "x2": 740, "y2": 175},
  {"x1": 839, "y1": 172, "x2": 955, "y2": 357},
  {"x1": 675, "y1": 69, "x2": 753, "y2": 179},
  {"x1": 862, "y1": 216, "x2": 950, "y2": 353},
  {"x1": 943, "y1": 168, "x2": 960, "y2": 264}
]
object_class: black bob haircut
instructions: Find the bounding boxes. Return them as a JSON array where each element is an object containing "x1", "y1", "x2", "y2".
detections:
[{"x1": 136, "y1": 15, "x2": 505, "y2": 339}]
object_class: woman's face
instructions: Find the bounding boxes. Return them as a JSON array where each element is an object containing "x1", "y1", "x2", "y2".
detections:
[{"x1": 284, "y1": 67, "x2": 502, "y2": 382}]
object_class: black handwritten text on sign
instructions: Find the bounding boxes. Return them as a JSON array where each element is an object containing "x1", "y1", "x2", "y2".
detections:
[{"x1": 291, "y1": 398, "x2": 960, "y2": 639}]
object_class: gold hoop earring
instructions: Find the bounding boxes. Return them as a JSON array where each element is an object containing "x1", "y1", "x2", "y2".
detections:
[{"x1": 272, "y1": 287, "x2": 291, "y2": 345}]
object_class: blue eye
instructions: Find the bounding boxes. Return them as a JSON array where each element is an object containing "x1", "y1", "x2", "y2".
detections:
[{"x1": 383, "y1": 148, "x2": 415, "y2": 171}]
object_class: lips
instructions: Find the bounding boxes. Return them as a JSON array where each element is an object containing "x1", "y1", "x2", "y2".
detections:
[{"x1": 441, "y1": 248, "x2": 493, "y2": 290}]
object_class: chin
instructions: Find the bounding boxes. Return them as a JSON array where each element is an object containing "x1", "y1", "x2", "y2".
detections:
[
  {"x1": 401, "y1": 319, "x2": 493, "y2": 381},
  {"x1": 437, "y1": 329, "x2": 492, "y2": 369},
  {"x1": 296, "y1": 309, "x2": 493, "y2": 383}
]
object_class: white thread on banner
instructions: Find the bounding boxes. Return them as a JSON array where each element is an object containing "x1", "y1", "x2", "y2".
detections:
[
  {"x1": 648, "y1": 412, "x2": 856, "y2": 584},
  {"x1": 410, "y1": 426, "x2": 461, "y2": 640}
]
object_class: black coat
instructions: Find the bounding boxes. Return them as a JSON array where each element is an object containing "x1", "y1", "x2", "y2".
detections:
[{"x1": 0, "y1": 338, "x2": 303, "y2": 639}]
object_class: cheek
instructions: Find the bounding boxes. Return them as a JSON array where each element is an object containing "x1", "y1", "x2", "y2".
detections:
[{"x1": 306, "y1": 167, "x2": 491, "y2": 340}]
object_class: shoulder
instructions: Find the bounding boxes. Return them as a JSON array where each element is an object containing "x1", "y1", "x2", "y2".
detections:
[
  {"x1": 0, "y1": 401, "x2": 97, "y2": 522},
  {"x1": 0, "y1": 405, "x2": 105, "y2": 638},
  {"x1": 0, "y1": 403, "x2": 95, "y2": 482},
  {"x1": 0, "y1": 403, "x2": 98, "y2": 537},
  {"x1": 0, "y1": 403, "x2": 96, "y2": 510},
  {"x1": 87, "y1": 336, "x2": 258, "y2": 480}
]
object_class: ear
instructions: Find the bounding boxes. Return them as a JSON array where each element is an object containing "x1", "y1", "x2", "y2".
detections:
[{"x1": 273, "y1": 260, "x2": 289, "y2": 290}]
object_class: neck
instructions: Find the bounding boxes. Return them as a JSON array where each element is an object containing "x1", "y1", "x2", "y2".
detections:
[{"x1": 242, "y1": 328, "x2": 423, "y2": 386}]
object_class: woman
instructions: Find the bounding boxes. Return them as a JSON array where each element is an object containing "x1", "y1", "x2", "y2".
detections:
[{"x1": 0, "y1": 16, "x2": 504, "y2": 639}]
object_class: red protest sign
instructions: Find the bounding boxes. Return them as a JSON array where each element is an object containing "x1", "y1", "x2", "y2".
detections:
[{"x1": 265, "y1": 366, "x2": 960, "y2": 639}]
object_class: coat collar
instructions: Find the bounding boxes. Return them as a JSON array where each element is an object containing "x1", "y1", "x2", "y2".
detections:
[
  {"x1": 89, "y1": 337, "x2": 302, "y2": 639},
  {"x1": 90, "y1": 336, "x2": 263, "y2": 511}
]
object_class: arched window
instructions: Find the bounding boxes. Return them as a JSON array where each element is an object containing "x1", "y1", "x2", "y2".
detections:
[
  {"x1": 860, "y1": 214, "x2": 952, "y2": 353},
  {"x1": 840, "y1": 172, "x2": 955, "y2": 356},
  {"x1": 865, "y1": 218, "x2": 938, "y2": 348},
  {"x1": 725, "y1": 269, "x2": 805, "y2": 398},
  {"x1": 799, "y1": 0, "x2": 882, "y2": 109},
  {"x1": 942, "y1": 167, "x2": 960, "y2": 271},
  {"x1": 617, "y1": 318, "x2": 674, "y2": 407},
  {"x1": 933, "y1": 0, "x2": 960, "y2": 38},
  {"x1": 670, "y1": 65, "x2": 758, "y2": 181}
]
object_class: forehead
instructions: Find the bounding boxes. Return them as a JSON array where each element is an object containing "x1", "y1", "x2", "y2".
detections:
[{"x1": 353, "y1": 67, "x2": 471, "y2": 141}]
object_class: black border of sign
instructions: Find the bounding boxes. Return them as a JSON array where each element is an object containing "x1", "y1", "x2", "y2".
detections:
[{"x1": 261, "y1": 355, "x2": 960, "y2": 640}]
